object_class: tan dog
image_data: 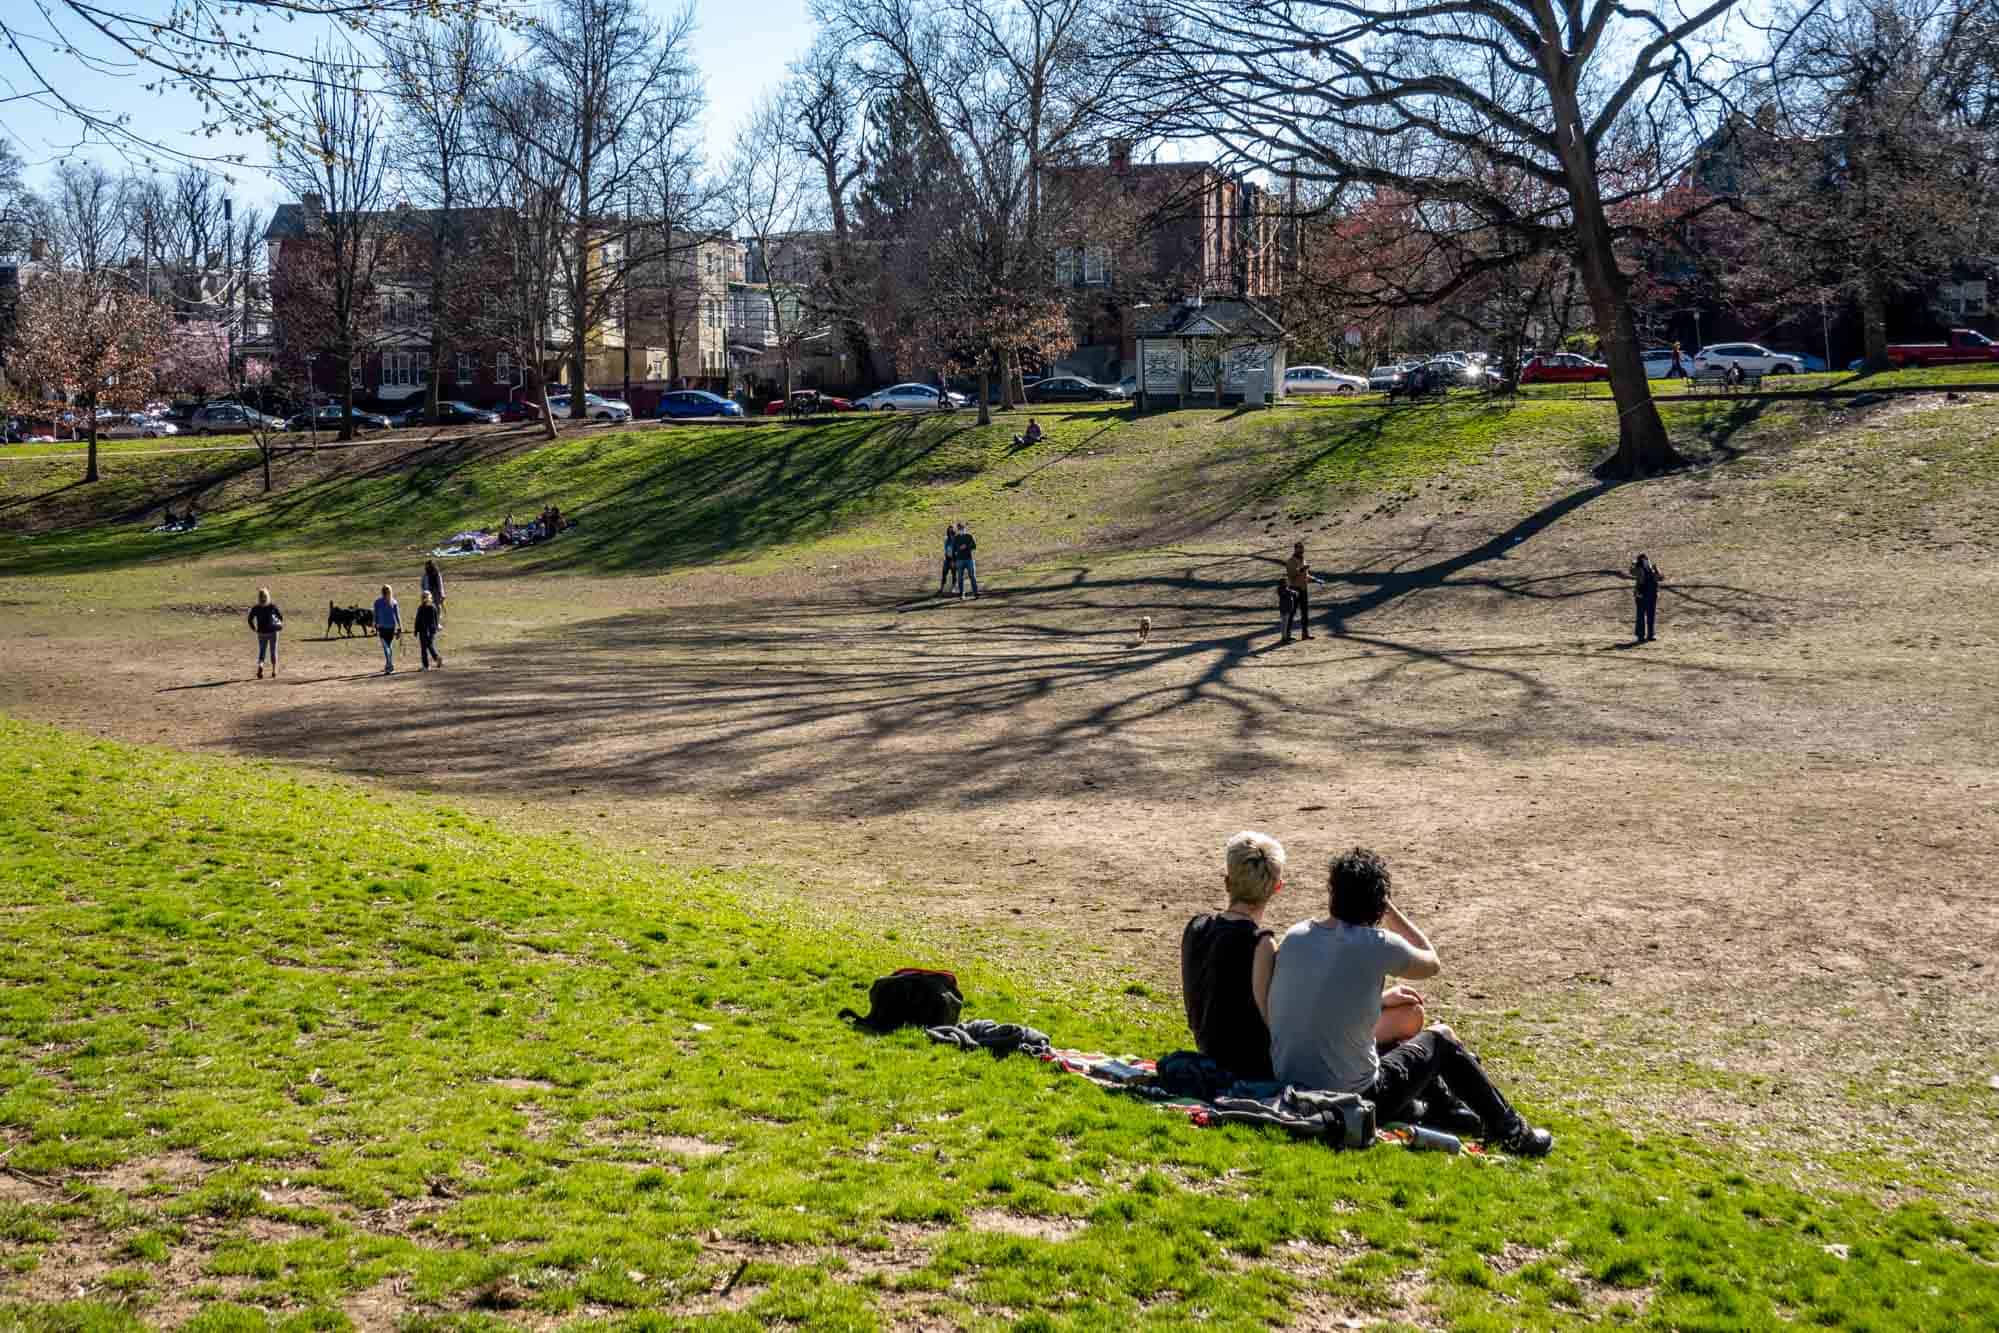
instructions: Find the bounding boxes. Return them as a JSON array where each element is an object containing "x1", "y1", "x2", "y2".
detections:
[{"x1": 1135, "y1": 615, "x2": 1152, "y2": 647}]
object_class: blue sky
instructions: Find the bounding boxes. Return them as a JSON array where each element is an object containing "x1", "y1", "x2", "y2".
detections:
[{"x1": 1, "y1": 0, "x2": 817, "y2": 213}]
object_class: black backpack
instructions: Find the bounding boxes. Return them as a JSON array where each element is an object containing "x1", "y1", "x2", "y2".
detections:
[{"x1": 839, "y1": 968, "x2": 964, "y2": 1033}]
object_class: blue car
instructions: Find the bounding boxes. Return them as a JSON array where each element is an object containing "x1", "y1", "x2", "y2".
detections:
[{"x1": 656, "y1": 390, "x2": 743, "y2": 419}]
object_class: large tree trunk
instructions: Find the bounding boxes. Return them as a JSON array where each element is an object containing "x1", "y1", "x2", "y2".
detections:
[
  {"x1": 1578, "y1": 234, "x2": 1681, "y2": 478},
  {"x1": 1548, "y1": 74, "x2": 1682, "y2": 480},
  {"x1": 85, "y1": 408, "x2": 99, "y2": 484},
  {"x1": 977, "y1": 361, "x2": 991, "y2": 427},
  {"x1": 529, "y1": 365, "x2": 557, "y2": 442},
  {"x1": 1861, "y1": 270, "x2": 1891, "y2": 371}
]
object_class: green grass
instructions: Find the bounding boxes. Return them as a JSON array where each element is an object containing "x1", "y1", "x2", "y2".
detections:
[{"x1": 1, "y1": 716, "x2": 1995, "y2": 1328}]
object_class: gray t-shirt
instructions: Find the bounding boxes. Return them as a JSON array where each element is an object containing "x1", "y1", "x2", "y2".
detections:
[{"x1": 1267, "y1": 919, "x2": 1422, "y2": 1093}]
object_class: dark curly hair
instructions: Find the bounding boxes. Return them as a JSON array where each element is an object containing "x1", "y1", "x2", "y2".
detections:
[{"x1": 1329, "y1": 847, "x2": 1393, "y2": 925}]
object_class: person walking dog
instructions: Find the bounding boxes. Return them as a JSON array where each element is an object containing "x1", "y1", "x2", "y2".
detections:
[
  {"x1": 415, "y1": 590, "x2": 443, "y2": 670},
  {"x1": 421, "y1": 559, "x2": 446, "y2": 626},
  {"x1": 247, "y1": 587, "x2": 284, "y2": 679},
  {"x1": 1630, "y1": 554, "x2": 1662, "y2": 643},
  {"x1": 373, "y1": 584, "x2": 402, "y2": 675}
]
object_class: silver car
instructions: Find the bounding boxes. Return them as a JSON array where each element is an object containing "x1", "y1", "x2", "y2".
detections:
[
  {"x1": 855, "y1": 383, "x2": 968, "y2": 411},
  {"x1": 1283, "y1": 365, "x2": 1369, "y2": 395},
  {"x1": 188, "y1": 402, "x2": 284, "y2": 435}
]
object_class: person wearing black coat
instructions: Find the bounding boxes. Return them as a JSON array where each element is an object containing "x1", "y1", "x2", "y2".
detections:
[
  {"x1": 415, "y1": 591, "x2": 444, "y2": 670},
  {"x1": 247, "y1": 587, "x2": 284, "y2": 679},
  {"x1": 1631, "y1": 554, "x2": 1662, "y2": 642}
]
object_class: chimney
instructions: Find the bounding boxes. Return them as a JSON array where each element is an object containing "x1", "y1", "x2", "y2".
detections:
[
  {"x1": 302, "y1": 193, "x2": 324, "y2": 226},
  {"x1": 29, "y1": 238, "x2": 46, "y2": 263},
  {"x1": 1107, "y1": 138, "x2": 1132, "y2": 172}
]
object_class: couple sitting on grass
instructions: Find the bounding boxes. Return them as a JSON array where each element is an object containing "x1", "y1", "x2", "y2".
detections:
[{"x1": 1182, "y1": 832, "x2": 1554, "y2": 1156}]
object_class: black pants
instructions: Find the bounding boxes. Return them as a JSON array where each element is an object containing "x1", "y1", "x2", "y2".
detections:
[
  {"x1": 1283, "y1": 585, "x2": 1310, "y2": 638},
  {"x1": 1635, "y1": 595, "x2": 1657, "y2": 641},
  {"x1": 1367, "y1": 1029, "x2": 1521, "y2": 1137},
  {"x1": 419, "y1": 630, "x2": 441, "y2": 668}
]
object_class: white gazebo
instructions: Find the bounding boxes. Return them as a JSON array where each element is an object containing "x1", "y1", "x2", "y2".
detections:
[{"x1": 1132, "y1": 298, "x2": 1287, "y2": 409}]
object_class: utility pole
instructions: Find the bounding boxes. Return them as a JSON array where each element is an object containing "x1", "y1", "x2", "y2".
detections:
[{"x1": 223, "y1": 197, "x2": 236, "y2": 386}]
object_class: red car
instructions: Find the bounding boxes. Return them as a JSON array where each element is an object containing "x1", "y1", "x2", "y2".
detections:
[
  {"x1": 763, "y1": 389, "x2": 855, "y2": 416},
  {"x1": 1520, "y1": 353, "x2": 1610, "y2": 384},
  {"x1": 497, "y1": 398, "x2": 545, "y2": 423}
]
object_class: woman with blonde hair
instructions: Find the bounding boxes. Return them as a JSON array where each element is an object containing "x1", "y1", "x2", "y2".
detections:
[{"x1": 372, "y1": 584, "x2": 401, "y2": 675}]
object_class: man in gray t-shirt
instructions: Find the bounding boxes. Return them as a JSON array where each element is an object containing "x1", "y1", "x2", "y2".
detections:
[
  {"x1": 1268, "y1": 918, "x2": 1423, "y2": 1094},
  {"x1": 1263, "y1": 847, "x2": 1554, "y2": 1156}
]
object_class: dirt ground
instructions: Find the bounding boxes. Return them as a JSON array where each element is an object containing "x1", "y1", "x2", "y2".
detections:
[{"x1": 3, "y1": 429, "x2": 1996, "y2": 1208}]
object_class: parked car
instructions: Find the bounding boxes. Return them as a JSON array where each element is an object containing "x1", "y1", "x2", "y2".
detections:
[
  {"x1": 762, "y1": 390, "x2": 854, "y2": 416},
  {"x1": 433, "y1": 400, "x2": 502, "y2": 425},
  {"x1": 291, "y1": 404, "x2": 393, "y2": 432},
  {"x1": 1520, "y1": 352, "x2": 1611, "y2": 384},
  {"x1": 1282, "y1": 364, "x2": 1368, "y2": 395},
  {"x1": 1884, "y1": 328, "x2": 1999, "y2": 368},
  {"x1": 1023, "y1": 375, "x2": 1119, "y2": 403},
  {"x1": 1692, "y1": 342, "x2": 1804, "y2": 376},
  {"x1": 547, "y1": 392, "x2": 633, "y2": 421},
  {"x1": 497, "y1": 398, "x2": 545, "y2": 422},
  {"x1": 188, "y1": 402, "x2": 284, "y2": 435},
  {"x1": 855, "y1": 382, "x2": 967, "y2": 411},
  {"x1": 1117, "y1": 375, "x2": 1137, "y2": 397},
  {"x1": 657, "y1": 389, "x2": 744, "y2": 419},
  {"x1": 127, "y1": 414, "x2": 179, "y2": 438},
  {"x1": 1367, "y1": 364, "x2": 1411, "y2": 391}
]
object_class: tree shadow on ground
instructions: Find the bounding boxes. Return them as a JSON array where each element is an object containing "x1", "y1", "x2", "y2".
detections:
[{"x1": 219, "y1": 480, "x2": 1787, "y2": 819}]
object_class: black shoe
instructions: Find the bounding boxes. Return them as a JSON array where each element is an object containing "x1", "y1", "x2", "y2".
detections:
[{"x1": 1500, "y1": 1122, "x2": 1555, "y2": 1157}]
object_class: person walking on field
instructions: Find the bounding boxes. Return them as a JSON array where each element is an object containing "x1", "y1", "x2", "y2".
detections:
[
  {"x1": 1282, "y1": 541, "x2": 1321, "y2": 643},
  {"x1": 1630, "y1": 554, "x2": 1662, "y2": 643},
  {"x1": 421, "y1": 559, "x2": 446, "y2": 627},
  {"x1": 247, "y1": 587, "x2": 284, "y2": 679},
  {"x1": 373, "y1": 584, "x2": 401, "y2": 675},
  {"x1": 414, "y1": 590, "x2": 444, "y2": 670},
  {"x1": 939, "y1": 523, "x2": 958, "y2": 595}
]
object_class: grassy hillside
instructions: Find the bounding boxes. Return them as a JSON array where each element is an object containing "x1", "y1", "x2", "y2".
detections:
[
  {"x1": 1, "y1": 716, "x2": 1993, "y2": 1329},
  {"x1": 0, "y1": 392, "x2": 1852, "y2": 583}
]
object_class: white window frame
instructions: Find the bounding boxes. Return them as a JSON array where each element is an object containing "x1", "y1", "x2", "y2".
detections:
[
  {"x1": 1055, "y1": 247, "x2": 1075, "y2": 286},
  {"x1": 1083, "y1": 244, "x2": 1108, "y2": 286},
  {"x1": 496, "y1": 350, "x2": 514, "y2": 382},
  {"x1": 456, "y1": 352, "x2": 474, "y2": 385}
]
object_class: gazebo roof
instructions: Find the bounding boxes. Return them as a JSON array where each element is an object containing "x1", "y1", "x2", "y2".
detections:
[{"x1": 1133, "y1": 297, "x2": 1285, "y2": 339}]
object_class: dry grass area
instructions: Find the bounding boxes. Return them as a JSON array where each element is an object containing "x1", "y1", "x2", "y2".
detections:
[{"x1": 2, "y1": 392, "x2": 1996, "y2": 1228}]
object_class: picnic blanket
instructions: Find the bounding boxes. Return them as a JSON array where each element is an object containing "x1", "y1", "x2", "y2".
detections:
[
  {"x1": 926, "y1": 1024, "x2": 1380, "y2": 1149},
  {"x1": 430, "y1": 529, "x2": 503, "y2": 558}
]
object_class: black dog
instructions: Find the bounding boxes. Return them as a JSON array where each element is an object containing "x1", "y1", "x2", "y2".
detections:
[{"x1": 326, "y1": 601, "x2": 376, "y2": 637}]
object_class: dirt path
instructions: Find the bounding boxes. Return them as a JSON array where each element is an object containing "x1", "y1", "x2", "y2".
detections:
[{"x1": 3, "y1": 450, "x2": 1997, "y2": 1204}]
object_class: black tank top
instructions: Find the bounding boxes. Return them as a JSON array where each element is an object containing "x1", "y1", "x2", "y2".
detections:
[{"x1": 1180, "y1": 913, "x2": 1275, "y2": 1081}]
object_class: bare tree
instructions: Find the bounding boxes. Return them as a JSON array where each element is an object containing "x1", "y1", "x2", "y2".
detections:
[
  {"x1": 726, "y1": 93, "x2": 817, "y2": 403},
  {"x1": 271, "y1": 49, "x2": 393, "y2": 442},
  {"x1": 788, "y1": 36, "x2": 873, "y2": 372},
  {"x1": 463, "y1": 79, "x2": 571, "y2": 441},
  {"x1": 388, "y1": 17, "x2": 501, "y2": 422},
  {"x1": 32, "y1": 163, "x2": 134, "y2": 274},
  {"x1": 1735, "y1": 0, "x2": 1999, "y2": 367},
  {"x1": 0, "y1": 2, "x2": 496, "y2": 165},
  {"x1": 489, "y1": 0, "x2": 703, "y2": 419},
  {"x1": 1123, "y1": 0, "x2": 1742, "y2": 476},
  {"x1": 629, "y1": 108, "x2": 727, "y2": 387}
]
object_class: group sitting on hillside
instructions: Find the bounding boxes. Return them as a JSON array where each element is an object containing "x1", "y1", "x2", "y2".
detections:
[{"x1": 1181, "y1": 832, "x2": 1553, "y2": 1156}]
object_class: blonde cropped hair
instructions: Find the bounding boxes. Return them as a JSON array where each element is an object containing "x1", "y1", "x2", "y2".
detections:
[{"x1": 1223, "y1": 831, "x2": 1286, "y2": 904}]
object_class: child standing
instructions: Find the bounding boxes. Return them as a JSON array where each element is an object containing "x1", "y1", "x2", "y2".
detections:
[
  {"x1": 247, "y1": 588, "x2": 284, "y2": 679},
  {"x1": 415, "y1": 590, "x2": 443, "y2": 670},
  {"x1": 373, "y1": 584, "x2": 401, "y2": 675}
]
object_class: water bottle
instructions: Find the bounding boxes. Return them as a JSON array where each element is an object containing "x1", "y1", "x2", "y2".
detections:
[{"x1": 1402, "y1": 1124, "x2": 1462, "y2": 1154}]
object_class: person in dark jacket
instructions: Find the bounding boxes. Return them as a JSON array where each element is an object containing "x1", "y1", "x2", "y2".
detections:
[
  {"x1": 938, "y1": 523, "x2": 957, "y2": 595},
  {"x1": 373, "y1": 584, "x2": 401, "y2": 675},
  {"x1": 415, "y1": 590, "x2": 443, "y2": 670},
  {"x1": 951, "y1": 524, "x2": 979, "y2": 599},
  {"x1": 421, "y1": 559, "x2": 446, "y2": 626},
  {"x1": 1631, "y1": 553, "x2": 1662, "y2": 642},
  {"x1": 246, "y1": 587, "x2": 284, "y2": 679}
]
